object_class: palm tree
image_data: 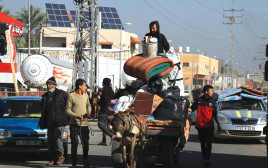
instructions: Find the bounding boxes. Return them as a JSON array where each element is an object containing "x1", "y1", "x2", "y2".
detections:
[
  {"x1": 14, "y1": 5, "x2": 47, "y2": 48},
  {"x1": 0, "y1": 5, "x2": 12, "y2": 16}
]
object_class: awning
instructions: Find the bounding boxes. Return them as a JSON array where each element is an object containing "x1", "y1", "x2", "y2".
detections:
[
  {"x1": 99, "y1": 41, "x2": 113, "y2": 45},
  {"x1": 130, "y1": 36, "x2": 142, "y2": 44},
  {"x1": 0, "y1": 11, "x2": 24, "y2": 27}
]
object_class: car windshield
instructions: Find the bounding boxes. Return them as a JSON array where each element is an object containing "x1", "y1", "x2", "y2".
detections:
[
  {"x1": 218, "y1": 99, "x2": 266, "y2": 111},
  {"x1": 1, "y1": 99, "x2": 41, "y2": 118}
]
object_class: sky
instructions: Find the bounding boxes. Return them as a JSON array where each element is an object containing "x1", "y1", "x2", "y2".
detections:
[{"x1": 2, "y1": 0, "x2": 268, "y2": 74}]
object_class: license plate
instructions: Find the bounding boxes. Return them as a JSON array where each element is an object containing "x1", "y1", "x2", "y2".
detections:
[
  {"x1": 235, "y1": 126, "x2": 255, "y2": 131},
  {"x1": 16, "y1": 140, "x2": 41, "y2": 146}
]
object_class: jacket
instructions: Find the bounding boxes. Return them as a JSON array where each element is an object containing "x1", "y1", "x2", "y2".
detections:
[
  {"x1": 39, "y1": 88, "x2": 69, "y2": 129},
  {"x1": 145, "y1": 21, "x2": 170, "y2": 54},
  {"x1": 191, "y1": 95, "x2": 217, "y2": 128},
  {"x1": 99, "y1": 86, "x2": 114, "y2": 114}
]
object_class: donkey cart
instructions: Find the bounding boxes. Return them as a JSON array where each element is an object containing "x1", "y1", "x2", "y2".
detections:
[{"x1": 112, "y1": 118, "x2": 185, "y2": 168}]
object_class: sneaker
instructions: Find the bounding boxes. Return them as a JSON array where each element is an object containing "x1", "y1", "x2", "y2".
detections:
[{"x1": 97, "y1": 142, "x2": 107, "y2": 146}]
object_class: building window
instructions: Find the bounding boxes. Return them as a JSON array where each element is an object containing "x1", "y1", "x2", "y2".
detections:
[
  {"x1": 183, "y1": 62, "x2": 189, "y2": 67},
  {"x1": 101, "y1": 44, "x2": 112, "y2": 49}
]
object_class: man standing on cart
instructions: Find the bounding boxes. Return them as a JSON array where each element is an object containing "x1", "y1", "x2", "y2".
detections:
[
  {"x1": 145, "y1": 20, "x2": 170, "y2": 54},
  {"x1": 190, "y1": 85, "x2": 221, "y2": 167}
]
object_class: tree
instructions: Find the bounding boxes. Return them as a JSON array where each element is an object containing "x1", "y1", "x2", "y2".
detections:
[
  {"x1": 0, "y1": 5, "x2": 12, "y2": 16},
  {"x1": 14, "y1": 5, "x2": 47, "y2": 48}
]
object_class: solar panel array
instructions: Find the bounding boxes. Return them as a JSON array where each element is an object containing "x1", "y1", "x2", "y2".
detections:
[
  {"x1": 99, "y1": 7, "x2": 123, "y2": 30},
  {"x1": 45, "y1": 3, "x2": 71, "y2": 27},
  {"x1": 46, "y1": 3, "x2": 123, "y2": 29}
]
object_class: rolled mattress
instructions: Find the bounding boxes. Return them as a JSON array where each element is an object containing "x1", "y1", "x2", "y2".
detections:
[{"x1": 123, "y1": 56, "x2": 174, "y2": 82}]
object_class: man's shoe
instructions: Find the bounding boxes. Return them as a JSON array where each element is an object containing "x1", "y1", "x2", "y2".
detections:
[
  {"x1": 47, "y1": 160, "x2": 55, "y2": 166},
  {"x1": 83, "y1": 159, "x2": 90, "y2": 168},
  {"x1": 97, "y1": 142, "x2": 107, "y2": 146},
  {"x1": 204, "y1": 160, "x2": 211, "y2": 167},
  {"x1": 57, "y1": 155, "x2": 65, "y2": 164}
]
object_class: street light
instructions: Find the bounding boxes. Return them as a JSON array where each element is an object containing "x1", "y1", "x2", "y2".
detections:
[
  {"x1": 119, "y1": 22, "x2": 131, "y2": 89},
  {"x1": 191, "y1": 50, "x2": 200, "y2": 93}
]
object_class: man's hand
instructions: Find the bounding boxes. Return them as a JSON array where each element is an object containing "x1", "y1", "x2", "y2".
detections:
[
  {"x1": 110, "y1": 135, "x2": 116, "y2": 145},
  {"x1": 108, "y1": 124, "x2": 113, "y2": 131},
  {"x1": 77, "y1": 115, "x2": 86, "y2": 121},
  {"x1": 188, "y1": 108, "x2": 192, "y2": 113}
]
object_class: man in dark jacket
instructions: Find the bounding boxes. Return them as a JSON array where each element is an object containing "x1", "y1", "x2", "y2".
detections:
[
  {"x1": 145, "y1": 20, "x2": 170, "y2": 54},
  {"x1": 97, "y1": 78, "x2": 114, "y2": 146},
  {"x1": 190, "y1": 85, "x2": 221, "y2": 167},
  {"x1": 39, "y1": 77, "x2": 69, "y2": 165}
]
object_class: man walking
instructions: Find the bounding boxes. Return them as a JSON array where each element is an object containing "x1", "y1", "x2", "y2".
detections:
[
  {"x1": 190, "y1": 85, "x2": 221, "y2": 167},
  {"x1": 39, "y1": 77, "x2": 69, "y2": 165},
  {"x1": 97, "y1": 78, "x2": 114, "y2": 146},
  {"x1": 66, "y1": 79, "x2": 91, "y2": 168}
]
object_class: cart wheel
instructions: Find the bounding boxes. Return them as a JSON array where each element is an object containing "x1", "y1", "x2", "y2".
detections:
[
  {"x1": 112, "y1": 139, "x2": 124, "y2": 167},
  {"x1": 161, "y1": 137, "x2": 175, "y2": 168}
]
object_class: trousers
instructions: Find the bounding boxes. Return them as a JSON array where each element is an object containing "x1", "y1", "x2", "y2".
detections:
[
  {"x1": 47, "y1": 124, "x2": 65, "y2": 161},
  {"x1": 70, "y1": 124, "x2": 90, "y2": 164},
  {"x1": 197, "y1": 127, "x2": 214, "y2": 160}
]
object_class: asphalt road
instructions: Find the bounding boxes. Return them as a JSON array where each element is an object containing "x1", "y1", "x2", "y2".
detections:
[{"x1": 0, "y1": 120, "x2": 267, "y2": 168}]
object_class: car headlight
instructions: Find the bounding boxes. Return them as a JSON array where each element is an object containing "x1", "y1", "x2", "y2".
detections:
[
  {"x1": 0, "y1": 130, "x2": 11, "y2": 137},
  {"x1": 259, "y1": 118, "x2": 266, "y2": 124},
  {"x1": 218, "y1": 116, "x2": 230, "y2": 124}
]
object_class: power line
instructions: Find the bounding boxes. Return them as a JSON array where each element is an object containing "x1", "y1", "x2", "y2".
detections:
[
  {"x1": 154, "y1": 0, "x2": 227, "y2": 35},
  {"x1": 143, "y1": 0, "x2": 228, "y2": 40},
  {"x1": 223, "y1": 0, "x2": 243, "y2": 88}
]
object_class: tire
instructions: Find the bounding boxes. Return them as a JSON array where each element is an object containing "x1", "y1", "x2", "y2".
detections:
[
  {"x1": 63, "y1": 141, "x2": 68, "y2": 159},
  {"x1": 161, "y1": 137, "x2": 175, "y2": 168},
  {"x1": 111, "y1": 139, "x2": 123, "y2": 167},
  {"x1": 259, "y1": 139, "x2": 266, "y2": 144}
]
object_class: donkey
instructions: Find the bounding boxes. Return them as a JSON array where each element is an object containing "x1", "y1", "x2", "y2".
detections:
[{"x1": 111, "y1": 109, "x2": 147, "y2": 168}]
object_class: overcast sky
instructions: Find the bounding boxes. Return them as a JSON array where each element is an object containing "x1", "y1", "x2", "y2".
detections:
[{"x1": 2, "y1": 0, "x2": 268, "y2": 74}]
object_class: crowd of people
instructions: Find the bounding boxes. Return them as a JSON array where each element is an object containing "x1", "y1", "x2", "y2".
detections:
[{"x1": 0, "y1": 21, "x2": 223, "y2": 168}]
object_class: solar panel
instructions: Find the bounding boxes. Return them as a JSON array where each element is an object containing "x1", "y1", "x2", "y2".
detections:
[
  {"x1": 45, "y1": 3, "x2": 71, "y2": 27},
  {"x1": 70, "y1": 6, "x2": 124, "y2": 30}
]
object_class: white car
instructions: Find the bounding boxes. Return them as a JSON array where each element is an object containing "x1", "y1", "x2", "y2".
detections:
[
  {"x1": 214, "y1": 97, "x2": 267, "y2": 140},
  {"x1": 184, "y1": 90, "x2": 190, "y2": 97}
]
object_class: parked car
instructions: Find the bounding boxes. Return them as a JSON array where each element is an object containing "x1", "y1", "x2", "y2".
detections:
[
  {"x1": 0, "y1": 97, "x2": 68, "y2": 157},
  {"x1": 184, "y1": 90, "x2": 190, "y2": 97},
  {"x1": 214, "y1": 97, "x2": 267, "y2": 140}
]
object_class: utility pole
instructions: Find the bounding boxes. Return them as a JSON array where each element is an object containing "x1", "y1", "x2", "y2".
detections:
[
  {"x1": 223, "y1": 0, "x2": 243, "y2": 88},
  {"x1": 28, "y1": 0, "x2": 31, "y2": 56},
  {"x1": 39, "y1": 23, "x2": 43, "y2": 54},
  {"x1": 73, "y1": 0, "x2": 99, "y2": 90}
]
